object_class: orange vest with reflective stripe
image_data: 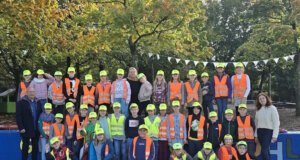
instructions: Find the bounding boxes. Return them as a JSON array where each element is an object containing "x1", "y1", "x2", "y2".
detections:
[
  {"x1": 20, "y1": 82, "x2": 28, "y2": 98},
  {"x1": 83, "y1": 85, "x2": 95, "y2": 106},
  {"x1": 65, "y1": 78, "x2": 80, "y2": 98},
  {"x1": 233, "y1": 74, "x2": 247, "y2": 98},
  {"x1": 97, "y1": 82, "x2": 111, "y2": 104},
  {"x1": 52, "y1": 123, "x2": 65, "y2": 143},
  {"x1": 158, "y1": 116, "x2": 168, "y2": 139},
  {"x1": 169, "y1": 114, "x2": 184, "y2": 139},
  {"x1": 76, "y1": 117, "x2": 89, "y2": 140},
  {"x1": 133, "y1": 136, "x2": 152, "y2": 159},
  {"x1": 245, "y1": 153, "x2": 251, "y2": 160},
  {"x1": 188, "y1": 115, "x2": 205, "y2": 140},
  {"x1": 105, "y1": 144, "x2": 109, "y2": 156},
  {"x1": 237, "y1": 115, "x2": 254, "y2": 140},
  {"x1": 207, "y1": 123, "x2": 222, "y2": 138},
  {"x1": 185, "y1": 81, "x2": 200, "y2": 103},
  {"x1": 214, "y1": 75, "x2": 228, "y2": 98},
  {"x1": 41, "y1": 121, "x2": 51, "y2": 137},
  {"x1": 52, "y1": 82, "x2": 64, "y2": 101},
  {"x1": 219, "y1": 146, "x2": 238, "y2": 160},
  {"x1": 170, "y1": 81, "x2": 182, "y2": 101},
  {"x1": 65, "y1": 114, "x2": 80, "y2": 138},
  {"x1": 112, "y1": 80, "x2": 127, "y2": 100}
]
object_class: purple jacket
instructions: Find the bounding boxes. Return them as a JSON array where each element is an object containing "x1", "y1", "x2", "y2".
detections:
[{"x1": 30, "y1": 73, "x2": 54, "y2": 100}]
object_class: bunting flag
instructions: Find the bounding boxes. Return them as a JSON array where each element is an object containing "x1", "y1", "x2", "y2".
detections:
[
  {"x1": 274, "y1": 58, "x2": 279, "y2": 63},
  {"x1": 213, "y1": 62, "x2": 218, "y2": 68},
  {"x1": 185, "y1": 60, "x2": 190, "y2": 65},
  {"x1": 263, "y1": 59, "x2": 269, "y2": 64},
  {"x1": 157, "y1": 54, "x2": 160, "y2": 60},
  {"x1": 224, "y1": 62, "x2": 228, "y2": 67},
  {"x1": 168, "y1": 57, "x2": 172, "y2": 62},
  {"x1": 175, "y1": 58, "x2": 181, "y2": 63},
  {"x1": 253, "y1": 61, "x2": 259, "y2": 66},
  {"x1": 148, "y1": 52, "x2": 153, "y2": 57},
  {"x1": 203, "y1": 62, "x2": 208, "y2": 67},
  {"x1": 243, "y1": 62, "x2": 248, "y2": 67},
  {"x1": 289, "y1": 55, "x2": 295, "y2": 60},
  {"x1": 283, "y1": 56, "x2": 289, "y2": 61},
  {"x1": 233, "y1": 62, "x2": 238, "y2": 67},
  {"x1": 194, "y1": 61, "x2": 199, "y2": 66}
]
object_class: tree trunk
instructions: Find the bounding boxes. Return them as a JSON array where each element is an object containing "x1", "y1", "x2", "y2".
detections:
[
  {"x1": 268, "y1": 65, "x2": 272, "y2": 98},
  {"x1": 259, "y1": 70, "x2": 265, "y2": 93},
  {"x1": 128, "y1": 37, "x2": 138, "y2": 69}
]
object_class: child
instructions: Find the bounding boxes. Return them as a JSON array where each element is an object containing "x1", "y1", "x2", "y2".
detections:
[
  {"x1": 193, "y1": 142, "x2": 216, "y2": 160},
  {"x1": 98, "y1": 105, "x2": 112, "y2": 141},
  {"x1": 45, "y1": 137, "x2": 72, "y2": 160},
  {"x1": 95, "y1": 70, "x2": 111, "y2": 114},
  {"x1": 138, "y1": 73, "x2": 153, "y2": 116},
  {"x1": 89, "y1": 128, "x2": 114, "y2": 160},
  {"x1": 186, "y1": 102, "x2": 207, "y2": 157},
  {"x1": 167, "y1": 100, "x2": 187, "y2": 147},
  {"x1": 221, "y1": 109, "x2": 237, "y2": 145},
  {"x1": 231, "y1": 62, "x2": 251, "y2": 116},
  {"x1": 18, "y1": 70, "x2": 32, "y2": 101},
  {"x1": 125, "y1": 103, "x2": 144, "y2": 154},
  {"x1": 158, "y1": 103, "x2": 169, "y2": 160},
  {"x1": 109, "y1": 102, "x2": 126, "y2": 160},
  {"x1": 81, "y1": 74, "x2": 96, "y2": 113},
  {"x1": 48, "y1": 71, "x2": 65, "y2": 115},
  {"x1": 75, "y1": 104, "x2": 90, "y2": 158},
  {"x1": 167, "y1": 70, "x2": 185, "y2": 112},
  {"x1": 144, "y1": 104, "x2": 161, "y2": 159},
  {"x1": 236, "y1": 104, "x2": 255, "y2": 158},
  {"x1": 185, "y1": 70, "x2": 202, "y2": 115},
  {"x1": 111, "y1": 68, "x2": 131, "y2": 118},
  {"x1": 30, "y1": 69, "x2": 54, "y2": 110},
  {"x1": 49, "y1": 113, "x2": 65, "y2": 144},
  {"x1": 63, "y1": 67, "x2": 82, "y2": 111},
  {"x1": 170, "y1": 143, "x2": 193, "y2": 160},
  {"x1": 152, "y1": 70, "x2": 167, "y2": 114},
  {"x1": 207, "y1": 111, "x2": 222, "y2": 155},
  {"x1": 218, "y1": 134, "x2": 238, "y2": 160},
  {"x1": 38, "y1": 103, "x2": 55, "y2": 160},
  {"x1": 200, "y1": 72, "x2": 214, "y2": 120},
  {"x1": 212, "y1": 63, "x2": 232, "y2": 123},
  {"x1": 236, "y1": 141, "x2": 251, "y2": 160}
]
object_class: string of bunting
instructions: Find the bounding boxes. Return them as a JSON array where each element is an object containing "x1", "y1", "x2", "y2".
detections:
[{"x1": 146, "y1": 52, "x2": 295, "y2": 68}]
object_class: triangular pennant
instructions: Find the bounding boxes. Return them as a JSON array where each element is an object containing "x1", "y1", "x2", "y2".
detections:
[
  {"x1": 263, "y1": 59, "x2": 269, "y2": 64},
  {"x1": 175, "y1": 58, "x2": 181, "y2": 63},
  {"x1": 283, "y1": 56, "x2": 289, "y2": 61},
  {"x1": 289, "y1": 55, "x2": 295, "y2": 60},
  {"x1": 203, "y1": 62, "x2": 208, "y2": 67},
  {"x1": 156, "y1": 54, "x2": 160, "y2": 60},
  {"x1": 168, "y1": 57, "x2": 172, "y2": 62},
  {"x1": 213, "y1": 62, "x2": 218, "y2": 68},
  {"x1": 243, "y1": 62, "x2": 248, "y2": 67},
  {"x1": 194, "y1": 61, "x2": 199, "y2": 66},
  {"x1": 253, "y1": 61, "x2": 259, "y2": 66},
  {"x1": 274, "y1": 58, "x2": 279, "y2": 63},
  {"x1": 233, "y1": 62, "x2": 238, "y2": 67},
  {"x1": 185, "y1": 60, "x2": 190, "y2": 65},
  {"x1": 148, "y1": 52, "x2": 153, "y2": 57},
  {"x1": 224, "y1": 62, "x2": 228, "y2": 67}
]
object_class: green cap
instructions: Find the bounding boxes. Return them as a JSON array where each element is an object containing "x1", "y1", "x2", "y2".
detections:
[
  {"x1": 85, "y1": 74, "x2": 93, "y2": 80},
  {"x1": 138, "y1": 124, "x2": 149, "y2": 130},
  {"x1": 225, "y1": 109, "x2": 234, "y2": 115},
  {"x1": 209, "y1": 111, "x2": 217, "y2": 118},
  {"x1": 188, "y1": 70, "x2": 197, "y2": 76},
  {"x1": 173, "y1": 143, "x2": 183, "y2": 150},
  {"x1": 44, "y1": 103, "x2": 52, "y2": 110},
  {"x1": 117, "y1": 69, "x2": 124, "y2": 75},
  {"x1": 100, "y1": 70, "x2": 107, "y2": 76},
  {"x1": 23, "y1": 70, "x2": 31, "y2": 76},
  {"x1": 130, "y1": 103, "x2": 138, "y2": 109},
  {"x1": 95, "y1": 128, "x2": 105, "y2": 135},
  {"x1": 159, "y1": 103, "x2": 167, "y2": 110},
  {"x1": 237, "y1": 140, "x2": 247, "y2": 146},
  {"x1": 238, "y1": 104, "x2": 247, "y2": 109},
  {"x1": 37, "y1": 69, "x2": 45, "y2": 75},
  {"x1": 235, "y1": 62, "x2": 244, "y2": 68},
  {"x1": 50, "y1": 137, "x2": 59, "y2": 145},
  {"x1": 66, "y1": 102, "x2": 74, "y2": 109},
  {"x1": 216, "y1": 63, "x2": 225, "y2": 68},
  {"x1": 137, "y1": 73, "x2": 145, "y2": 80},
  {"x1": 172, "y1": 100, "x2": 180, "y2": 107},
  {"x1": 89, "y1": 112, "x2": 97, "y2": 119},
  {"x1": 54, "y1": 71, "x2": 63, "y2": 76},
  {"x1": 146, "y1": 104, "x2": 155, "y2": 111},
  {"x1": 192, "y1": 102, "x2": 201, "y2": 107},
  {"x1": 99, "y1": 105, "x2": 107, "y2": 111},
  {"x1": 201, "y1": 72, "x2": 209, "y2": 77},
  {"x1": 80, "y1": 104, "x2": 88, "y2": 110},
  {"x1": 68, "y1": 67, "x2": 75, "y2": 72},
  {"x1": 55, "y1": 113, "x2": 63, "y2": 119},
  {"x1": 172, "y1": 69, "x2": 179, "y2": 75},
  {"x1": 157, "y1": 70, "x2": 164, "y2": 76},
  {"x1": 224, "y1": 134, "x2": 233, "y2": 140},
  {"x1": 113, "y1": 102, "x2": 121, "y2": 108},
  {"x1": 203, "y1": 142, "x2": 212, "y2": 149}
]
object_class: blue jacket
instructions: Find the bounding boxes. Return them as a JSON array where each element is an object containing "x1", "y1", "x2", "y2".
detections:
[
  {"x1": 89, "y1": 139, "x2": 114, "y2": 160},
  {"x1": 129, "y1": 137, "x2": 155, "y2": 160}
]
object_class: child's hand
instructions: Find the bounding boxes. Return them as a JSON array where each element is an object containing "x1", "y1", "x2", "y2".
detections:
[
  {"x1": 183, "y1": 139, "x2": 187, "y2": 144},
  {"x1": 74, "y1": 140, "x2": 77, "y2": 145},
  {"x1": 45, "y1": 144, "x2": 50, "y2": 153},
  {"x1": 20, "y1": 129, "x2": 26, "y2": 133}
]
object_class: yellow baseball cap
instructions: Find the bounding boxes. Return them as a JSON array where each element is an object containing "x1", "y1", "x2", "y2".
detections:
[
  {"x1": 172, "y1": 100, "x2": 180, "y2": 107},
  {"x1": 238, "y1": 104, "x2": 247, "y2": 109},
  {"x1": 209, "y1": 111, "x2": 217, "y2": 118},
  {"x1": 100, "y1": 70, "x2": 107, "y2": 76},
  {"x1": 113, "y1": 102, "x2": 121, "y2": 108},
  {"x1": 225, "y1": 109, "x2": 234, "y2": 115},
  {"x1": 54, "y1": 71, "x2": 63, "y2": 76},
  {"x1": 138, "y1": 124, "x2": 149, "y2": 130},
  {"x1": 95, "y1": 128, "x2": 105, "y2": 135},
  {"x1": 237, "y1": 140, "x2": 247, "y2": 146},
  {"x1": 216, "y1": 63, "x2": 225, "y2": 68},
  {"x1": 66, "y1": 102, "x2": 74, "y2": 109},
  {"x1": 192, "y1": 102, "x2": 201, "y2": 107},
  {"x1": 99, "y1": 105, "x2": 107, "y2": 111},
  {"x1": 89, "y1": 112, "x2": 97, "y2": 119},
  {"x1": 68, "y1": 67, "x2": 75, "y2": 72},
  {"x1": 85, "y1": 74, "x2": 93, "y2": 81},
  {"x1": 55, "y1": 113, "x2": 63, "y2": 119},
  {"x1": 117, "y1": 69, "x2": 124, "y2": 75},
  {"x1": 157, "y1": 70, "x2": 164, "y2": 76},
  {"x1": 173, "y1": 143, "x2": 183, "y2": 150},
  {"x1": 235, "y1": 62, "x2": 244, "y2": 68},
  {"x1": 50, "y1": 137, "x2": 59, "y2": 145},
  {"x1": 201, "y1": 72, "x2": 209, "y2": 77},
  {"x1": 44, "y1": 103, "x2": 52, "y2": 110},
  {"x1": 188, "y1": 70, "x2": 197, "y2": 76},
  {"x1": 23, "y1": 70, "x2": 31, "y2": 76},
  {"x1": 129, "y1": 103, "x2": 138, "y2": 109},
  {"x1": 159, "y1": 103, "x2": 167, "y2": 110},
  {"x1": 146, "y1": 104, "x2": 155, "y2": 111},
  {"x1": 137, "y1": 73, "x2": 145, "y2": 80},
  {"x1": 224, "y1": 134, "x2": 233, "y2": 140},
  {"x1": 203, "y1": 142, "x2": 212, "y2": 149},
  {"x1": 80, "y1": 104, "x2": 88, "y2": 110},
  {"x1": 37, "y1": 69, "x2": 45, "y2": 75},
  {"x1": 172, "y1": 69, "x2": 179, "y2": 75}
]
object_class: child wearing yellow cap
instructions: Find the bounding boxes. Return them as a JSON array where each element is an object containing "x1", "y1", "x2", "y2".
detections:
[
  {"x1": 98, "y1": 105, "x2": 111, "y2": 141},
  {"x1": 152, "y1": 70, "x2": 168, "y2": 114},
  {"x1": 48, "y1": 71, "x2": 65, "y2": 115},
  {"x1": 194, "y1": 142, "x2": 216, "y2": 160},
  {"x1": 45, "y1": 137, "x2": 72, "y2": 160},
  {"x1": 158, "y1": 103, "x2": 169, "y2": 160},
  {"x1": 221, "y1": 109, "x2": 237, "y2": 145},
  {"x1": 184, "y1": 70, "x2": 202, "y2": 115},
  {"x1": 170, "y1": 143, "x2": 193, "y2": 160},
  {"x1": 18, "y1": 70, "x2": 32, "y2": 101},
  {"x1": 89, "y1": 128, "x2": 114, "y2": 159},
  {"x1": 207, "y1": 111, "x2": 223, "y2": 155},
  {"x1": 217, "y1": 134, "x2": 238, "y2": 160},
  {"x1": 236, "y1": 140, "x2": 251, "y2": 160},
  {"x1": 49, "y1": 113, "x2": 65, "y2": 144},
  {"x1": 95, "y1": 70, "x2": 112, "y2": 114},
  {"x1": 167, "y1": 70, "x2": 185, "y2": 111},
  {"x1": 138, "y1": 73, "x2": 153, "y2": 116},
  {"x1": 200, "y1": 72, "x2": 214, "y2": 120},
  {"x1": 81, "y1": 74, "x2": 96, "y2": 113}
]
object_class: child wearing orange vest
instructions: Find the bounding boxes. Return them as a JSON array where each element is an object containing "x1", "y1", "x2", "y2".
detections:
[
  {"x1": 49, "y1": 113, "x2": 65, "y2": 144},
  {"x1": 89, "y1": 128, "x2": 114, "y2": 160},
  {"x1": 218, "y1": 134, "x2": 238, "y2": 160},
  {"x1": 75, "y1": 104, "x2": 90, "y2": 159},
  {"x1": 38, "y1": 103, "x2": 55, "y2": 160},
  {"x1": 236, "y1": 141, "x2": 251, "y2": 160},
  {"x1": 17, "y1": 70, "x2": 32, "y2": 101},
  {"x1": 95, "y1": 70, "x2": 111, "y2": 114},
  {"x1": 48, "y1": 71, "x2": 65, "y2": 115},
  {"x1": 184, "y1": 70, "x2": 202, "y2": 115},
  {"x1": 231, "y1": 62, "x2": 251, "y2": 116},
  {"x1": 207, "y1": 111, "x2": 223, "y2": 155},
  {"x1": 236, "y1": 104, "x2": 255, "y2": 159},
  {"x1": 81, "y1": 74, "x2": 96, "y2": 113},
  {"x1": 158, "y1": 103, "x2": 169, "y2": 160},
  {"x1": 167, "y1": 70, "x2": 185, "y2": 112}
]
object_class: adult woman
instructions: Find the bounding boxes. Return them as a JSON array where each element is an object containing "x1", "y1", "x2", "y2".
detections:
[
  {"x1": 255, "y1": 92, "x2": 280, "y2": 160},
  {"x1": 126, "y1": 67, "x2": 141, "y2": 110}
]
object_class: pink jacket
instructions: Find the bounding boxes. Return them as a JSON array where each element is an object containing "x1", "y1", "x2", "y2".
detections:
[{"x1": 30, "y1": 73, "x2": 54, "y2": 100}]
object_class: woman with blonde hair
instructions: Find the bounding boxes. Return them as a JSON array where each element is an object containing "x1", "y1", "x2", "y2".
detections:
[
  {"x1": 152, "y1": 70, "x2": 167, "y2": 113},
  {"x1": 127, "y1": 67, "x2": 141, "y2": 111},
  {"x1": 89, "y1": 128, "x2": 114, "y2": 160}
]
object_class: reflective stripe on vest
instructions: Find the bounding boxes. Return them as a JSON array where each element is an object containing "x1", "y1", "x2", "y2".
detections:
[
  {"x1": 97, "y1": 83, "x2": 111, "y2": 104},
  {"x1": 52, "y1": 123, "x2": 64, "y2": 143},
  {"x1": 188, "y1": 115, "x2": 205, "y2": 140},
  {"x1": 207, "y1": 123, "x2": 222, "y2": 139},
  {"x1": 20, "y1": 82, "x2": 27, "y2": 98},
  {"x1": 214, "y1": 75, "x2": 228, "y2": 98},
  {"x1": 52, "y1": 82, "x2": 64, "y2": 101},
  {"x1": 65, "y1": 78, "x2": 80, "y2": 98},
  {"x1": 237, "y1": 115, "x2": 254, "y2": 140},
  {"x1": 220, "y1": 146, "x2": 238, "y2": 160},
  {"x1": 185, "y1": 81, "x2": 200, "y2": 103},
  {"x1": 112, "y1": 80, "x2": 127, "y2": 100},
  {"x1": 170, "y1": 82, "x2": 182, "y2": 101},
  {"x1": 144, "y1": 116, "x2": 161, "y2": 138},
  {"x1": 169, "y1": 114, "x2": 184, "y2": 139},
  {"x1": 66, "y1": 114, "x2": 80, "y2": 137},
  {"x1": 133, "y1": 136, "x2": 152, "y2": 159},
  {"x1": 110, "y1": 114, "x2": 125, "y2": 136},
  {"x1": 158, "y1": 116, "x2": 168, "y2": 139},
  {"x1": 83, "y1": 85, "x2": 95, "y2": 106},
  {"x1": 198, "y1": 151, "x2": 216, "y2": 160},
  {"x1": 172, "y1": 154, "x2": 187, "y2": 160},
  {"x1": 42, "y1": 122, "x2": 51, "y2": 137},
  {"x1": 77, "y1": 117, "x2": 89, "y2": 140},
  {"x1": 233, "y1": 74, "x2": 247, "y2": 98}
]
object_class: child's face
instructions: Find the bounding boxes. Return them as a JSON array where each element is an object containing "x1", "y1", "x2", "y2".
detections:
[
  {"x1": 55, "y1": 118, "x2": 63, "y2": 123},
  {"x1": 113, "y1": 107, "x2": 120, "y2": 114},
  {"x1": 225, "y1": 114, "x2": 234, "y2": 121},
  {"x1": 55, "y1": 76, "x2": 62, "y2": 82},
  {"x1": 216, "y1": 67, "x2": 224, "y2": 73},
  {"x1": 24, "y1": 75, "x2": 31, "y2": 81},
  {"x1": 52, "y1": 142, "x2": 60, "y2": 150},
  {"x1": 100, "y1": 76, "x2": 107, "y2": 82},
  {"x1": 68, "y1": 71, "x2": 75, "y2": 78},
  {"x1": 238, "y1": 108, "x2": 247, "y2": 116},
  {"x1": 138, "y1": 129, "x2": 147, "y2": 138},
  {"x1": 160, "y1": 110, "x2": 166, "y2": 116},
  {"x1": 80, "y1": 109, "x2": 88, "y2": 117},
  {"x1": 201, "y1": 77, "x2": 208, "y2": 83},
  {"x1": 38, "y1": 74, "x2": 43, "y2": 79},
  {"x1": 130, "y1": 108, "x2": 138, "y2": 116},
  {"x1": 90, "y1": 118, "x2": 97, "y2": 124},
  {"x1": 204, "y1": 148, "x2": 212, "y2": 155},
  {"x1": 189, "y1": 75, "x2": 196, "y2": 81},
  {"x1": 174, "y1": 149, "x2": 183, "y2": 156},
  {"x1": 172, "y1": 74, "x2": 179, "y2": 80},
  {"x1": 45, "y1": 109, "x2": 52, "y2": 115},
  {"x1": 147, "y1": 110, "x2": 155, "y2": 116},
  {"x1": 210, "y1": 116, "x2": 217, "y2": 123},
  {"x1": 86, "y1": 80, "x2": 92, "y2": 86},
  {"x1": 140, "y1": 77, "x2": 146, "y2": 83},
  {"x1": 224, "y1": 139, "x2": 233, "y2": 146},
  {"x1": 99, "y1": 110, "x2": 107, "y2": 117},
  {"x1": 96, "y1": 134, "x2": 104, "y2": 141},
  {"x1": 67, "y1": 107, "x2": 74, "y2": 114},
  {"x1": 259, "y1": 95, "x2": 267, "y2": 106},
  {"x1": 156, "y1": 75, "x2": 163, "y2": 81},
  {"x1": 193, "y1": 107, "x2": 200, "y2": 115},
  {"x1": 117, "y1": 74, "x2": 123, "y2": 80},
  {"x1": 235, "y1": 67, "x2": 244, "y2": 74},
  {"x1": 173, "y1": 106, "x2": 180, "y2": 113},
  {"x1": 237, "y1": 145, "x2": 247, "y2": 155}
]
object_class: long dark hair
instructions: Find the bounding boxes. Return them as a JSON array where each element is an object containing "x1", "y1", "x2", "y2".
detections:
[{"x1": 255, "y1": 92, "x2": 272, "y2": 111}]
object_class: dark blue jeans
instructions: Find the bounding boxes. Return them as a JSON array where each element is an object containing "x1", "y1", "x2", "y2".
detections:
[
  {"x1": 257, "y1": 128, "x2": 273, "y2": 160},
  {"x1": 216, "y1": 98, "x2": 228, "y2": 123},
  {"x1": 203, "y1": 101, "x2": 214, "y2": 120}
]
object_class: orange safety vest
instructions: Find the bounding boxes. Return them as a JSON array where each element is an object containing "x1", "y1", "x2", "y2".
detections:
[
  {"x1": 41, "y1": 121, "x2": 51, "y2": 137},
  {"x1": 188, "y1": 115, "x2": 205, "y2": 140},
  {"x1": 237, "y1": 115, "x2": 254, "y2": 140},
  {"x1": 169, "y1": 82, "x2": 182, "y2": 101},
  {"x1": 112, "y1": 80, "x2": 127, "y2": 100},
  {"x1": 133, "y1": 136, "x2": 152, "y2": 159},
  {"x1": 219, "y1": 146, "x2": 238, "y2": 160},
  {"x1": 245, "y1": 153, "x2": 251, "y2": 160},
  {"x1": 52, "y1": 82, "x2": 64, "y2": 101},
  {"x1": 76, "y1": 116, "x2": 89, "y2": 140},
  {"x1": 207, "y1": 123, "x2": 222, "y2": 138},
  {"x1": 65, "y1": 114, "x2": 80, "y2": 138},
  {"x1": 158, "y1": 116, "x2": 168, "y2": 139},
  {"x1": 169, "y1": 114, "x2": 184, "y2": 139},
  {"x1": 52, "y1": 123, "x2": 65, "y2": 143},
  {"x1": 82, "y1": 85, "x2": 95, "y2": 106},
  {"x1": 65, "y1": 78, "x2": 80, "y2": 99},
  {"x1": 214, "y1": 75, "x2": 228, "y2": 98},
  {"x1": 233, "y1": 74, "x2": 247, "y2": 98},
  {"x1": 97, "y1": 82, "x2": 111, "y2": 104},
  {"x1": 185, "y1": 81, "x2": 200, "y2": 103},
  {"x1": 20, "y1": 82, "x2": 28, "y2": 98},
  {"x1": 104, "y1": 144, "x2": 109, "y2": 156}
]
